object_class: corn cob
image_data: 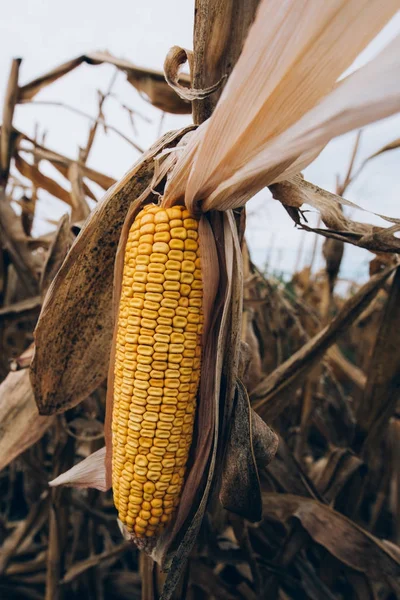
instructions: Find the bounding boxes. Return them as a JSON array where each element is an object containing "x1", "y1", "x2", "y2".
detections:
[{"x1": 112, "y1": 204, "x2": 203, "y2": 539}]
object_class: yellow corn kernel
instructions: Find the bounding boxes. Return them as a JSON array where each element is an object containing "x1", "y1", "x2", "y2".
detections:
[{"x1": 112, "y1": 204, "x2": 203, "y2": 538}]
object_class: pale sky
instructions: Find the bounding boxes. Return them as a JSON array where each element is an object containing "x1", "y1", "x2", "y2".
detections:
[{"x1": 1, "y1": 1, "x2": 400, "y2": 286}]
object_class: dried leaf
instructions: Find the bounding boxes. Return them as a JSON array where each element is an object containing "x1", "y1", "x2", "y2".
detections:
[
  {"x1": 323, "y1": 237, "x2": 344, "y2": 293},
  {"x1": 18, "y1": 133, "x2": 116, "y2": 191},
  {"x1": 251, "y1": 265, "x2": 396, "y2": 420},
  {"x1": 296, "y1": 560, "x2": 340, "y2": 600},
  {"x1": 18, "y1": 56, "x2": 87, "y2": 100},
  {"x1": 267, "y1": 438, "x2": 324, "y2": 500},
  {"x1": 31, "y1": 127, "x2": 193, "y2": 416},
  {"x1": 0, "y1": 369, "x2": 53, "y2": 472},
  {"x1": 220, "y1": 380, "x2": 275, "y2": 522},
  {"x1": 271, "y1": 176, "x2": 400, "y2": 254},
  {"x1": 263, "y1": 493, "x2": 400, "y2": 585},
  {"x1": 367, "y1": 137, "x2": 400, "y2": 161},
  {"x1": 68, "y1": 161, "x2": 91, "y2": 222},
  {"x1": 355, "y1": 266, "x2": 400, "y2": 454},
  {"x1": 311, "y1": 447, "x2": 366, "y2": 503},
  {"x1": 0, "y1": 194, "x2": 39, "y2": 295},
  {"x1": 60, "y1": 542, "x2": 131, "y2": 584},
  {"x1": 350, "y1": 136, "x2": 400, "y2": 185},
  {"x1": 15, "y1": 153, "x2": 72, "y2": 207},
  {"x1": 190, "y1": 561, "x2": 239, "y2": 600},
  {"x1": 18, "y1": 52, "x2": 191, "y2": 115},
  {"x1": 0, "y1": 295, "x2": 41, "y2": 319},
  {"x1": 326, "y1": 345, "x2": 366, "y2": 391},
  {"x1": 0, "y1": 492, "x2": 50, "y2": 575},
  {"x1": 251, "y1": 407, "x2": 279, "y2": 470}
]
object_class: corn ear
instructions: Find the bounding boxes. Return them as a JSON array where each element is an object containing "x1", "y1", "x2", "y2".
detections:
[{"x1": 112, "y1": 204, "x2": 203, "y2": 539}]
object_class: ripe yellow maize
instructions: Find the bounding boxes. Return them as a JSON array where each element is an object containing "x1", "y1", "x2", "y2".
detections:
[{"x1": 112, "y1": 204, "x2": 203, "y2": 539}]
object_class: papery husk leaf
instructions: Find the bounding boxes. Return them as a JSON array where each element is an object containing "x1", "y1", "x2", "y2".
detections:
[
  {"x1": 272, "y1": 33, "x2": 400, "y2": 181},
  {"x1": 251, "y1": 265, "x2": 396, "y2": 421},
  {"x1": 0, "y1": 369, "x2": 53, "y2": 471},
  {"x1": 198, "y1": 215, "x2": 220, "y2": 339},
  {"x1": 207, "y1": 32, "x2": 400, "y2": 210},
  {"x1": 164, "y1": 46, "x2": 225, "y2": 101},
  {"x1": 263, "y1": 493, "x2": 400, "y2": 588},
  {"x1": 49, "y1": 447, "x2": 108, "y2": 491},
  {"x1": 223, "y1": 211, "x2": 245, "y2": 410},
  {"x1": 220, "y1": 379, "x2": 277, "y2": 522},
  {"x1": 164, "y1": 0, "x2": 398, "y2": 210},
  {"x1": 18, "y1": 52, "x2": 191, "y2": 115},
  {"x1": 31, "y1": 127, "x2": 193, "y2": 416}
]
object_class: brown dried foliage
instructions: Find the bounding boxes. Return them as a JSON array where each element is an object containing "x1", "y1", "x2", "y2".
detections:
[{"x1": 1, "y1": 1, "x2": 400, "y2": 599}]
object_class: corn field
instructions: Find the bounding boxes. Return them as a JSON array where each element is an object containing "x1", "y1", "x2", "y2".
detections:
[{"x1": 1, "y1": 1, "x2": 400, "y2": 599}]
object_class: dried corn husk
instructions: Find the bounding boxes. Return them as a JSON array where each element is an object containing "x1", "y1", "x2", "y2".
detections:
[{"x1": 163, "y1": 0, "x2": 400, "y2": 218}]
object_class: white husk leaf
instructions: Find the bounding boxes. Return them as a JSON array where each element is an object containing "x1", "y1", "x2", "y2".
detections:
[
  {"x1": 205, "y1": 33, "x2": 400, "y2": 210},
  {"x1": 49, "y1": 446, "x2": 108, "y2": 491},
  {"x1": 163, "y1": 0, "x2": 400, "y2": 212}
]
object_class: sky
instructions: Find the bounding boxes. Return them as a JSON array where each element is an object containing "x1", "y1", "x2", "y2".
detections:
[{"x1": 1, "y1": 1, "x2": 400, "y2": 287}]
